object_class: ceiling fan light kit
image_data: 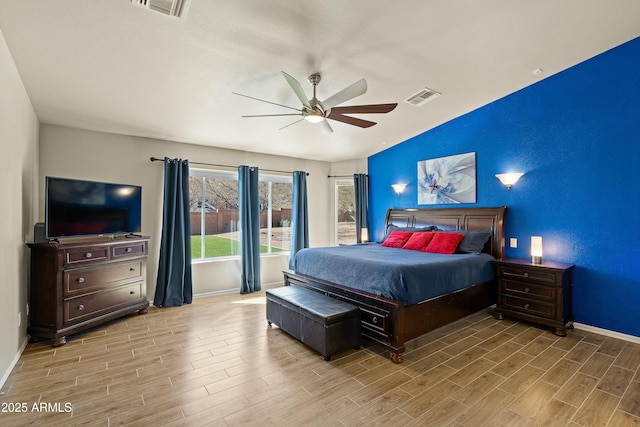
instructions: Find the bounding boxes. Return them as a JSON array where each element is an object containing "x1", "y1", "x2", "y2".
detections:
[
  {"x1": 234, "y1": 71, "x2": 398, "y2": 133},
  {"x1": 304, "y1": 114, "x2": 325, "y2": 123}
]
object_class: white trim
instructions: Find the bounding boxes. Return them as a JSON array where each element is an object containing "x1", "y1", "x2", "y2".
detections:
[
  {"x1": 573, "y1": 322, "x2": 640, "y2": 345},
  {"x1": 165, "y1": 281, "x2": 286, "y2": 301},
  {"x1": 0, "y1": 336, "x2": 29, "y2": 392}
]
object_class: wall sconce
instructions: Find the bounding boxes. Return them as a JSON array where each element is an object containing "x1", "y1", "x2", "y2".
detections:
[
  {"x1": 531, "y1": 236, "x2": 543, "y2": 264},
  {"x1": 391, "y1": 183, "x2": 407, "y2": 195},
  {"x1": 495, "y1": 173, "x2": 524, "y2": 190},
  {"x1": 360, "y1": 228, "x2": 369, "y2": 243}
]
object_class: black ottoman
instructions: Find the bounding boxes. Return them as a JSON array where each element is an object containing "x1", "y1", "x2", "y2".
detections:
[{"x1": 266, "y1": 286, "x2": 361, "y2": 361}]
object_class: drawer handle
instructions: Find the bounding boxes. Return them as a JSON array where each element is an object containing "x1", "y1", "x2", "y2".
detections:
[
  {"x1": 129, "y1": 291, "x2": 136, "y2": 295},
  {"x1": 523, "y1": 272, "x2": 529, "y2": 278},
  {"x1": 78, "y1": 277, "x2": 85, "y2": 283},
  {"x1": 77, "y1": 304, "x2": 85, "y2": 311},
  {"x1": 524, "y1": 287, "x2": 530, "y2": 293},
  {"x1": 85, "y1": 252, "x2": 92, "y2": 259},
  {"x1": 130, "y1": 268, "x2": 136, "y2": 272},
  {"x1": 524, "y1": 303, "x2": 530, "y2": 309},
  {"x1": 372, "y1": 316, "x2": 378, "y2": 324},
  {"x1": 126, "y1": 248, "x2": 132, "y2": 253}
]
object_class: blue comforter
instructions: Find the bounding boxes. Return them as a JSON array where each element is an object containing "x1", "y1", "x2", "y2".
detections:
[{"x1": 294, "y1": 243, "x2": 495, "y2": 306}]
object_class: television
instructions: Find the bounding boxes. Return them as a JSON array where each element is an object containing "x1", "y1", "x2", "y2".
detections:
[{"x1": 45, "y1": 177, "x2": 142, "y2": 240}]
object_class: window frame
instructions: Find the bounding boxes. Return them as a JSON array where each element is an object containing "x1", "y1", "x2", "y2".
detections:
[
  {"x1": 334, "y1": 179, "x2": 356, "y2": 246},
  {"x1": 189, "y1": 167, "x2": 292, "y2": 263}
]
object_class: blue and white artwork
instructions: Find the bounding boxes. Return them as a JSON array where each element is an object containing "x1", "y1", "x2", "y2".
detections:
[{"x1": 417, "y1": 152, "x2": 476, "y2": 204}]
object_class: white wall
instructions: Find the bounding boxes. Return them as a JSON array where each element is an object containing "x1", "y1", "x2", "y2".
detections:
[
  {"x1": 0, "y1": 30, "x2": 39, "y2": 387},
  {"x1": 38, "y1": 124, "x2": 334, "y2": 297}
]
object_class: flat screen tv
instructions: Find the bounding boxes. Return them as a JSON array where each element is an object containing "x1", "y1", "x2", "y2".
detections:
[{"x1": 45, "y1": 177, "x2": 142, "y2": 240}]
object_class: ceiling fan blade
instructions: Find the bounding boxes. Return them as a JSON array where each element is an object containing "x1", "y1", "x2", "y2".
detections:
[
  {"x1": 281, "y1": 71, "x2": 312, "y2": 109},
  {"x1": 327, "y1": 111, "x2": 377, "y2": 128},
  {"x1": 321, "y1": 78, "x2": 367, "y2": 110},
  {"x1": 279, "y1": 118, "x2": 305, "y2": 131},
  {"x1": 319, "y1": 119, "x2": 333, "y2": 134},
  {"x1": 232, "y1": 92, "x2": 301, "y2": 112},
  {"x1": 329, "y1": 103, "x2": 398, "y2": 115},
  {"x1": 242, "y1": 113, "x2": 303, "y2": 118}
]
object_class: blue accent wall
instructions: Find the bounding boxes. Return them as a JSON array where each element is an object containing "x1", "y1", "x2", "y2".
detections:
[{"x1": 368, "y1": 37, "x2": 640, "y2": 338}]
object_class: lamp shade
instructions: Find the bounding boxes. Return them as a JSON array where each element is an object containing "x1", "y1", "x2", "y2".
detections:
[
  {"x1": 531, "y1": 236, "x2": 543, "y2": 264},
  {"x1": 391, "y1": 183, "x2": 407, "y2": 195},
  {"x1": 495, "y1": 173, "x2": 524, "y2": 189},
  {"x1": 360, "y1": 228, "x2": 369, "y2": 243}
]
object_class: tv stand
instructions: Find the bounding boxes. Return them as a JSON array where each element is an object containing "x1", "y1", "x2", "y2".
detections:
[{"x1": 27, "y1": 236, "x2": 150, "y2": 347}]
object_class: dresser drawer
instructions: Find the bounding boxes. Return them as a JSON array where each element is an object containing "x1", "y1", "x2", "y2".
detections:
[
  {"x1": 112, "y1": 241, "x2": 147, "y2": 259},
  {"x1": 64, "y1": 259, "x2": 144, "y2": 295},
  {"x1": 64, "y1": 282, "x2": 144, "y2": 324},
  {"x1": 502, "y1": 279, "x2": 555, "y2": 301},
  {"x1": 500, "y1": 267, "x2": 556, "y2": 285},
  {"x1": 502, "y1": 295, "x2": 556, "y2": 319},
  {"x1": 65, "y1": 246, "x2": 109, "y2": 265}
]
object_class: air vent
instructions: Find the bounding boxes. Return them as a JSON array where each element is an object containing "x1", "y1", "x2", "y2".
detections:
[
  {"x1": 405, "y1": 87, "x2": 442, "y2": 106},
  {"x1": 131, "y1": 0, "x2": 190, "y2": 20}
]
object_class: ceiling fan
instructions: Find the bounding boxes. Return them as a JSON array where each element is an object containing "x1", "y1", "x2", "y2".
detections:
[{"x1": 233, "y1": 71, "x2": 398, "y2": 134}]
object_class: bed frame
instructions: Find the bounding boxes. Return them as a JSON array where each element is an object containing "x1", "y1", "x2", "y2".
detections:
[{"x1": 283, "y1": 206, "x2": 507, "y2": 363}]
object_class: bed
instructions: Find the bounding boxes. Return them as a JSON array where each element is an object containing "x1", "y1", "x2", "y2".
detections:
[{"x1": 283, "y1": 206, "x2": 507, "y2": 363}]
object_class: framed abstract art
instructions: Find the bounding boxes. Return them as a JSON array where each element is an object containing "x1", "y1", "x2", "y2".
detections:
[{"x1": 417, "y1": 152, "x2": 476, "y2": 204}]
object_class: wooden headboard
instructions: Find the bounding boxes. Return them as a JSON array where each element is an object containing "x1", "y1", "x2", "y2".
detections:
[{"x1": 384, "y1": 206, "x2": 507, "y2": 259}]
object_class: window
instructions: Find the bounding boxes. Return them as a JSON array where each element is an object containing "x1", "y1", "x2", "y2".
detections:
[
  {"x1": 335, "y1": 180, "x2": 356, "y2": 245},
  {"x1": 259, "y1": 175, "x2": 292, "y2": 254},
  {"x1": 189, "y1": 168, "x2": 292, "y2": 261}
]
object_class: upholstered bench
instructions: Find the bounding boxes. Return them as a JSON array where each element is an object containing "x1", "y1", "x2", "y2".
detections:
[{"x1": 266, "y1": 286, "x2": 361, "y2": 361}]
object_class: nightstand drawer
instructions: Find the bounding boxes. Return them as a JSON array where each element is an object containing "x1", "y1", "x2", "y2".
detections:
[
  {"x1": 502, "y1": 295, "x2": 556, "y2": 319},
  {"x1": 500, "y1": 267, "x2": 556, "y2": 285},
  {"x1": 502, "y1": 279, "x2": 555, "y2": 301}
]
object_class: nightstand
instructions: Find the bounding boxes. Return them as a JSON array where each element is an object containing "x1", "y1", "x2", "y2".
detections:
[{"x1": 493, "y1": 258, "x2": 575, "y2": 336}]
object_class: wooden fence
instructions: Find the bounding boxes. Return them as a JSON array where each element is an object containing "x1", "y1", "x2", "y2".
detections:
[{"x1": 190, "y1": 209, "x2": 292, "y2": 235}]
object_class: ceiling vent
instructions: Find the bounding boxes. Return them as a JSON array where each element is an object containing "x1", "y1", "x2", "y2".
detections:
[
  {"x1": 131, "y1": 0, "x2": 190, "y2": 20},
  {"x1": 405, "y1": 87, "x2": 442, "y2": 107}
]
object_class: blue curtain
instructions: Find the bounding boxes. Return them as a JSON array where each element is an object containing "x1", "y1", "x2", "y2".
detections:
[
  {"x1": 289, "y1": 171, "x2": 309, "y2": 270},
  {"x1": 238, "y1": 166, "x2": 261, "y2": 294},
  {"x1": 354, "y1": 173, "x2": 368, "y2": 243},
  {"x1": 154, "y1": 158, "x2": 193, "y2": 307}
]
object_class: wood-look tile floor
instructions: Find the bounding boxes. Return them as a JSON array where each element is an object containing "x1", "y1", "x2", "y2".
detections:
[{"x1": 2, "y1": 289, "x2": 640, "y2": 427}]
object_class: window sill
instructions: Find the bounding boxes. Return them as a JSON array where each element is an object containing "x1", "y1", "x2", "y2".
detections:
[{"x1": 191, "y1": 252, "x2": 289, "y2": 264}]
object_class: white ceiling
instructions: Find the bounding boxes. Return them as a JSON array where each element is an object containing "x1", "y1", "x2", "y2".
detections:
[{"x1": 1, "y1": 1, "x2": 639, "y2": 162}]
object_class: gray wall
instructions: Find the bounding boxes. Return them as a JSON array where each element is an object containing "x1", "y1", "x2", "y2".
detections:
[
  {"x1": 38, "y1": 124, "x2": 334, "y2": 297},
  {"x1": 0, "y1": 30, "x2": 39, "y2": 387}
]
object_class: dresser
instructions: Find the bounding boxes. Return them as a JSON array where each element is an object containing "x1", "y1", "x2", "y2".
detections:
[
  {"x1": 27, "y1": 236, "x2": 150, "y2": 347},
  {"x1": 493, "y1": 258, "x2": 575, "y2": 336}
]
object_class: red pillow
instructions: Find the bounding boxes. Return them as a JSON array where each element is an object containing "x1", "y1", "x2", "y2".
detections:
[
  {"x1": 402, "y1": 232, "x2": 435, "y2": 251},
  {"x1": 425, "y1": 232, "x2": 464, "y2": 254},
  {"x1": 381, "y1": 230, "x2": 413, "y2": 248}
]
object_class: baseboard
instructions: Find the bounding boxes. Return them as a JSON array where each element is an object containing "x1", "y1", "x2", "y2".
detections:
[
  {"x1": 191, "y1": 281, "x2": 285, "y2": 300},
  {"x1": 573, "y1": 322, "x2": 640, "y2": 345},
  {"x1": 0, "y1": 336, "x2": 29, "y2": 393}
]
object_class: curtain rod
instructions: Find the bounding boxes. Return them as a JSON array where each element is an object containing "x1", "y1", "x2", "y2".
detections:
[
  {"x1": 328, "y1": 174, "x2": 367, "y2": 178},
  {"x1": 150, "y1": 157, "x2": 309, "y2": 176}
]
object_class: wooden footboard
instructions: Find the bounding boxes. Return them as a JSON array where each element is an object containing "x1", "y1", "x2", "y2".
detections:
[
  {"x1": 285, "y1": 206, "x2": 506, "y2": 362},
  {"x1": 284, "y1": 270, "x2": 496, "y2": 362}
]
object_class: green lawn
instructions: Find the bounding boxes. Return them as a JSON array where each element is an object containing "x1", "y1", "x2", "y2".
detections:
[{"x1": 191, "y1": 235, "x2": 286, "y2": 259}]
